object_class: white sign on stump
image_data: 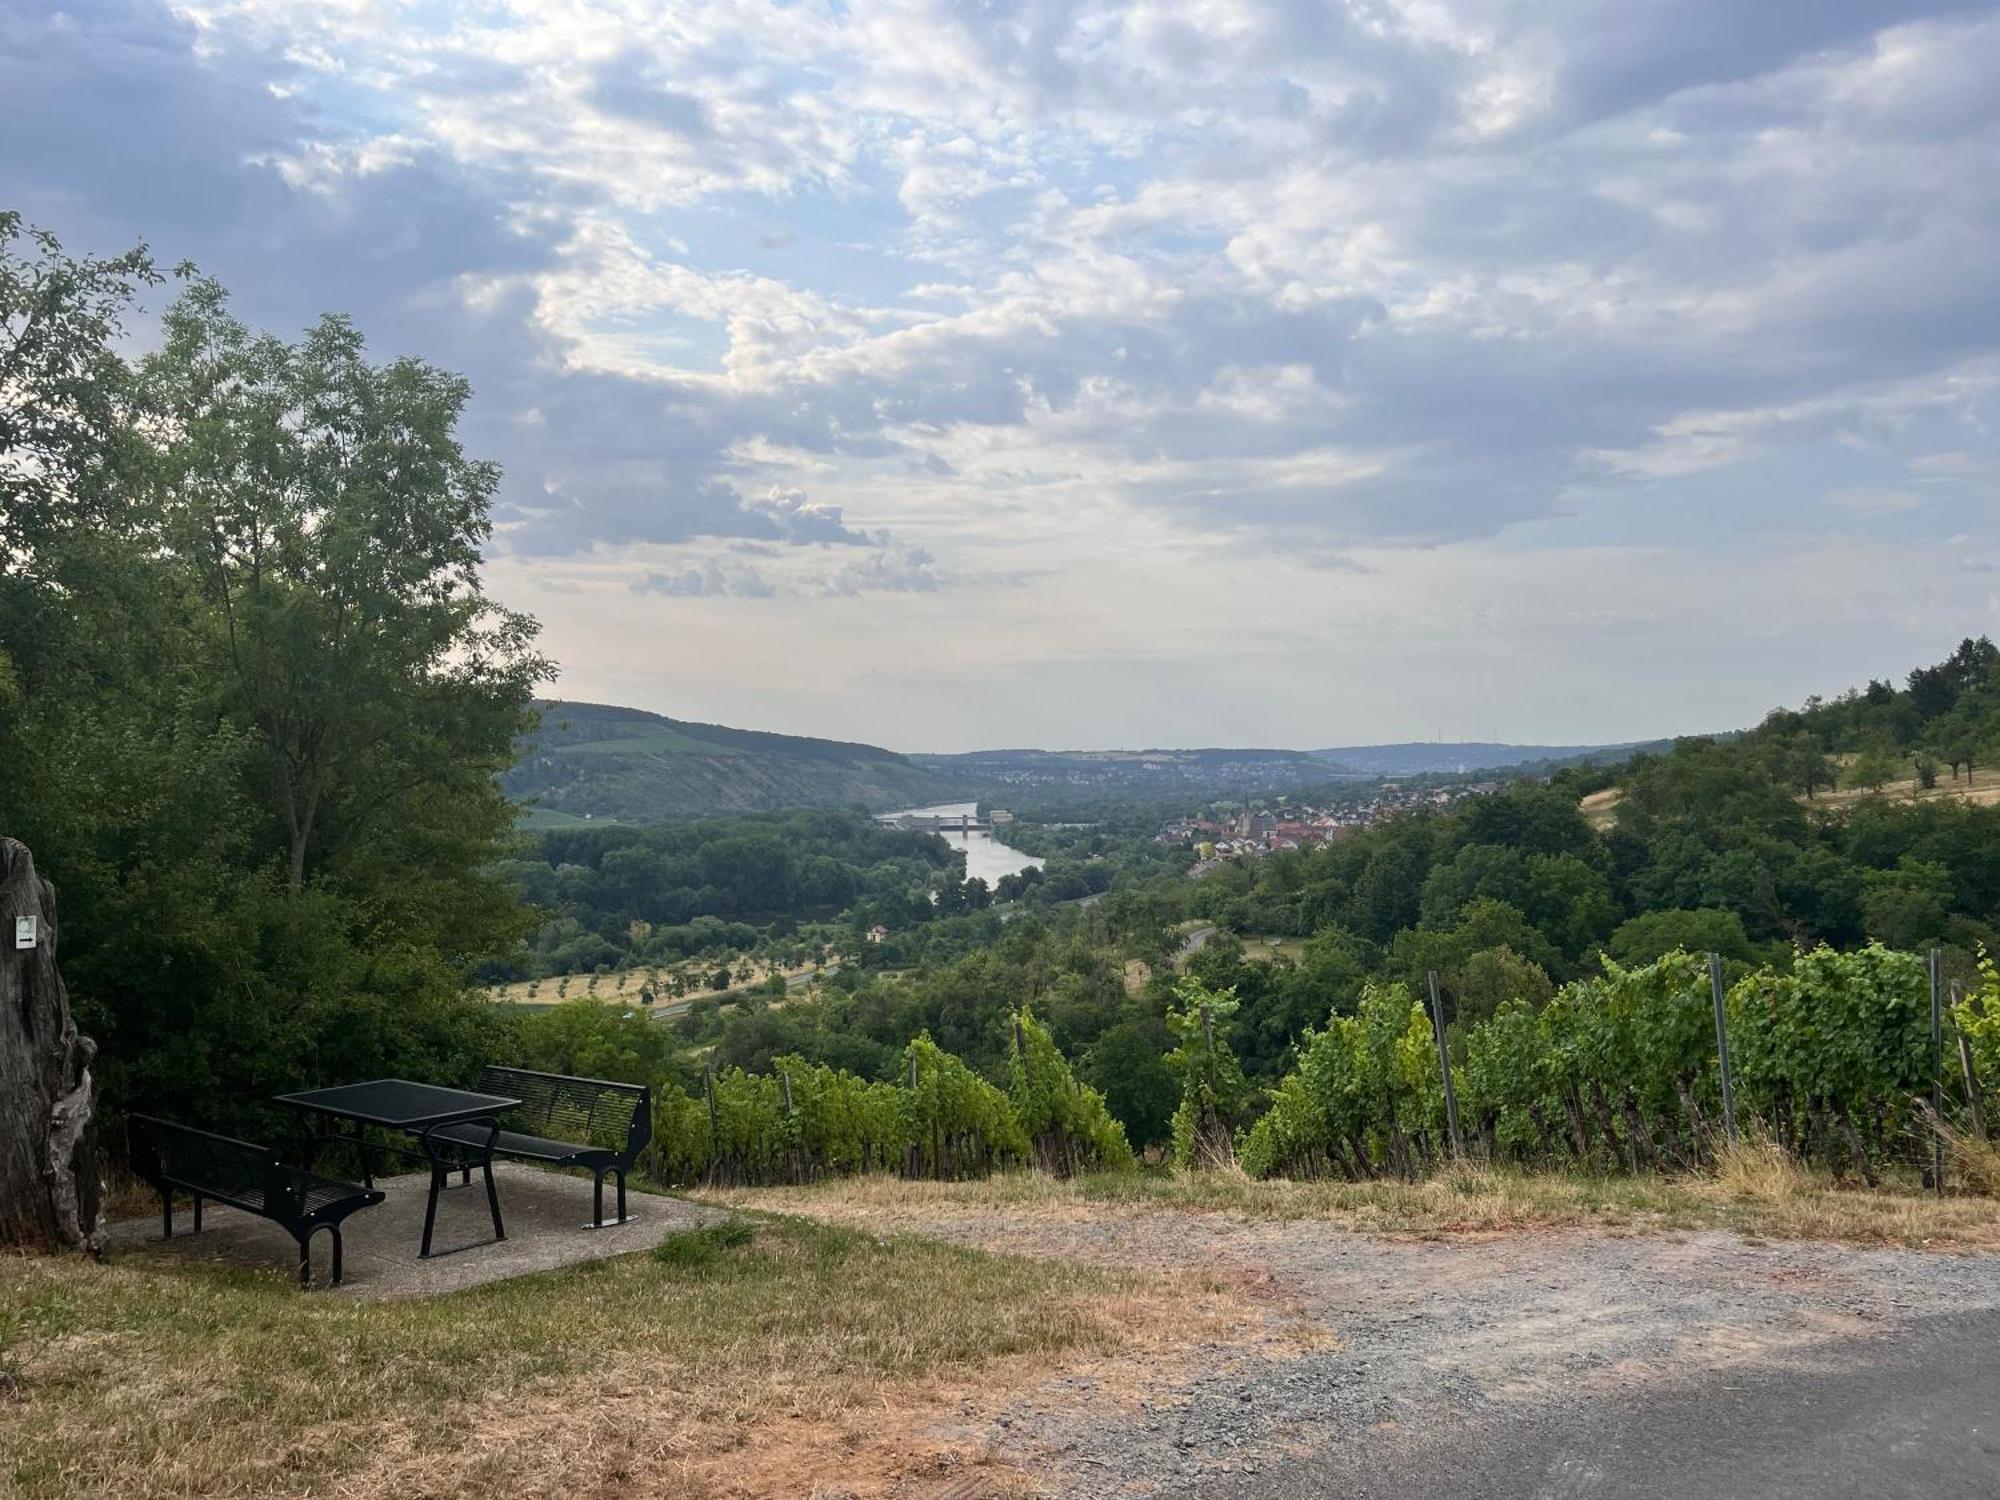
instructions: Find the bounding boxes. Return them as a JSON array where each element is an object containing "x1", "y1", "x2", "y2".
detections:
[{"x1": 13, "y1": 915, "x2": 35, "y2": 950}]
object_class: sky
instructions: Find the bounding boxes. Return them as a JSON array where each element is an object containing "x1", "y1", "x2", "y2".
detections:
[{"x1": 4, "y1": 0, "x2": 1998, "y2": 752}]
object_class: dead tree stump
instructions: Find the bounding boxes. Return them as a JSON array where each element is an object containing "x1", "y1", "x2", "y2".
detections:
[{"x1": 0, "y1": 836, "x2": 101, "y2": 1252}]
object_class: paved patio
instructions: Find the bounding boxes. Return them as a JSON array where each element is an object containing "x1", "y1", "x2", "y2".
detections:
[{"x1": 106, "y1": 1163, "x2": 729, "y2": 1299}]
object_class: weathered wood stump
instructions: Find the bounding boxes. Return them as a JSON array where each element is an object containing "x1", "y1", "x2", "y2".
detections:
[{"x1": 0, "y1": 836, "x2": 100, "y2": 1252}]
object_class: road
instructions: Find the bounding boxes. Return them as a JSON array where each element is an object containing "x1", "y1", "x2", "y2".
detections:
[
  {"x1": 1176, "y1": 923, "x2": 1218, "y2": 965},
  {"x1": 1249, "y1": 1310, "x2": 2000, "y2": 1499},
  {"x1": 743, "y1": 1189, "x2": 2000, "y2": 1499}
]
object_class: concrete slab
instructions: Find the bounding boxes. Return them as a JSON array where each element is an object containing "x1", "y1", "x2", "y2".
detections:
[{"x1": 104, "y1": 1164, "x2": 730, "y2": 1299}]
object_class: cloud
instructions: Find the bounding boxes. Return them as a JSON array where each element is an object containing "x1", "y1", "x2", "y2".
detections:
[
  {"x1": 1828, "y1": 488, "x2": 1924, "y2": 516},
  {"x1": 10, "y1": 0, "x2": 2000, "y2": 743},
  {"x1": 634, "y1": 561, "x2": 778, "y2": 599},
  {"x1": 817, "y1": 546, "x2": 941, "y2": 597}
]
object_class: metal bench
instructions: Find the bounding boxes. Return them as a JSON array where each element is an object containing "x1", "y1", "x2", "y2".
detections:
[
  {"x1": 429, "y1": 1066, "x2": 650, "y2": 1229},
  {"x1": 127, "y1": 1115, "x2": 384, "y2": 1287}
]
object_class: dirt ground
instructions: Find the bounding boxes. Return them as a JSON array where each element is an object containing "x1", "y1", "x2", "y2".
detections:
[{"x1": 717, "y1": 1185, "x2": 2000, "y2": 1496}]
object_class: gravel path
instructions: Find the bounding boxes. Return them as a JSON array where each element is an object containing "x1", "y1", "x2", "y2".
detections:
[{"x1": 760, "y1": 1199, "x2": 2000, "y2": 1495}]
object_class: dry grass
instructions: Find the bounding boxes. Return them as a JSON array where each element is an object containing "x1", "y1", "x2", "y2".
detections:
[
  {"x1": 1812, "y1": 763, "x2": 2000, "y2": 811},
  {"x1": 711, "y1": 1158, "x2": 2000, "y2": 1252},
  {"x1": 0, "y1": 1214, "x2": 1227, "y2": 1499}
]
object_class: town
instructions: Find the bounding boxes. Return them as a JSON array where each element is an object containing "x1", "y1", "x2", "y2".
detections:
[{"x1": 1157, "y1": 778, "x2": 1508, "y2": 874}]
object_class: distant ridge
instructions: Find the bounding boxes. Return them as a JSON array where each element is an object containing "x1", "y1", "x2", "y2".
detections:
[
  {"x1": 1309, "y1": 741, "x2": 1654, "y2": 776},
  {"x1": 504, "y1": 701, "x2": 951, "y2": 824}
]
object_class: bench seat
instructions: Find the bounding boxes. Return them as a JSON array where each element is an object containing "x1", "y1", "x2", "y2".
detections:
[
  {"x1": 127, "y1": 1115, "x2": 383, "y2": 1287},
  {"x1": 429, "y1": 1122, "x2": 618, "y2": 1169},
  {"x1": 447, "y1": 1066, "x2": 651, "y2": 1228}
]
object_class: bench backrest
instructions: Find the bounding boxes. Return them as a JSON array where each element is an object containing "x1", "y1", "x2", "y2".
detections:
[
  {"x1": 127, "y1": 1115, "x2": 280, "y2": 1214},
  {"x1": 477, "y1": 1066, "x2": 651, "y2": 1161}
]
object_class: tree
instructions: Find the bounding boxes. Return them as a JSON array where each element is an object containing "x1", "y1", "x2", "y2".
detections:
[
  {"x1": 1789, "y1": 734, "x2": 1835, "y2": 800},
  {"x1": 0, "y1": 221, "x2": 540, "y2": 1139},
  {"x1": 1453, "y1": 945, "x2": 1555, "y2": 1025},
  {"x1": 1845, "y1": 743, "x2": 1901, "y2": 793},
  {"x1": 1604, "y1": 908, "x2": 1757, "y2": 968},
  {"x1": 139, "y1": 282, "x2": 549, "y2": 892},
  {"x1": 1080, "y1": 1017, "x2": 1180, "y2": 1149},
  {"x1": 0, "y1": 839, "x2": 100, "y2": 1251}
]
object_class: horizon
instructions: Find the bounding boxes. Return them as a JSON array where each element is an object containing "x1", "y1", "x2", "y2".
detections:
[{"x1": 6, "y1": 2, "x2": 1998, "y2": 750}]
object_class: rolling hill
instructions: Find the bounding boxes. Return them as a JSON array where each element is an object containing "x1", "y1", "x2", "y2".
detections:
[
  {"x1": 906, "y1": 746, "x2": 1364, "y2": 802},
  {"x1": 503, "y1": 702, "x2": 954, "y2": 823},
  {"x1": 1310, "y1": 741, "x2": 1654, "y2": 776}
]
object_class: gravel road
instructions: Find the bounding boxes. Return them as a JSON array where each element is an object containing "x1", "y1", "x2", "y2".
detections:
[{"x1": 776, "y1": 1199, "x2": 2000, "y2": 1497}]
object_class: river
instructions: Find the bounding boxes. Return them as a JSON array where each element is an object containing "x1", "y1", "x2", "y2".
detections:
[{"x1": 882, "y1": 801, "x2": 1042, "y2": 886}]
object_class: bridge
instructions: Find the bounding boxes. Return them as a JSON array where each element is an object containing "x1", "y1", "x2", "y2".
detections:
[{"x1": 877, "y1": 813, "x2": 993, "y2": 833}]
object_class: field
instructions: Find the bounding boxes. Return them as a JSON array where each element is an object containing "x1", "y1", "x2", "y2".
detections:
[
  {"x1": 484, "y1": 957, "x2": 827, "y2": 1010},
  {"x1": 1582, "y1": 764, "x2": 2000, "y2": 830},
  {"x1": 0, "y1": 1212, "x2": 1236, "y2": 1500},
  {"x1": 1241, "y1": 935, "x2": 1308, "y2": 965},
  {"x1": 1813, "y1": 762, "x2": 2000, "y2": 810}
]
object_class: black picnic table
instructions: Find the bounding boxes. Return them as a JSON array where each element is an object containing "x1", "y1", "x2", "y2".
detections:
[{"x1": 275, "y1": 1080, "x2": 520, "y2": 1259}]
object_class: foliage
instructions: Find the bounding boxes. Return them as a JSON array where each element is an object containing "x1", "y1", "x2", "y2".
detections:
[
  {"x1": 1244, "y1": 947, "x2": 1955, "y2": 1184},
  {"x1": 1006, "y1": 1006, "x2": 1134, "y2": 1175},
  {"x1": 1165, "y1": 978, "x2": 1250, "y2": 1169},
  {"x1": 0, "y1": 220, "x2": 543, "y2": 1140}
]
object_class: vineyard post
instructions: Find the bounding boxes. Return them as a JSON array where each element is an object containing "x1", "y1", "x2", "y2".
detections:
[
  {"x1": 1955, "y1": 981, "x2": 1986, "y2": 1141},
  {"x1": 1707, "y1": 953, "x2": 1738, "y2": 1146},
  {"x1": 1929, "y1": 948, "x2": 1944, "y2": 1194},
  {"x1": 703, "y1": 1062, "x2": 719, "y2": 1182},
  {"x1": 1426, "y1": 970, "x2": 1462, "y2": 1159}
]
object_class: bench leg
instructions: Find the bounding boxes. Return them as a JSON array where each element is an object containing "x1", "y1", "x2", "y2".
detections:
[
  {"x1": 329, "y1": 1227, "x2": 344, "y2": 1287},
  {"x1": 583, "y1": 1169, "x2": 634, "y2": 1229}
]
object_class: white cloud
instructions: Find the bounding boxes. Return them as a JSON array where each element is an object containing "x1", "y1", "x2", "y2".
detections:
[{"x1": 12, "y1": 0, "x2": 2000, "y2": 744}]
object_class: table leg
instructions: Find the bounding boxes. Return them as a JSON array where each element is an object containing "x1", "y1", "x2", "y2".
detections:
[
  {"x1": 483, "y1": 1149, "x2": 506, "y2": 1242},
  {"x1": 416, "y1": 1118, "x2": 503, "y2": 1257},
  {"x1": 420, "y1": 1163, "x2": 444, "y2": 1258}
]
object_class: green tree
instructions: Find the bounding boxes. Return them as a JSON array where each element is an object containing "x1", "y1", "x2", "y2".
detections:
[
  {"x1": 139, "y1": 281, "x2": 549, "y2": 891},
  {"x1": 0, "y1": 220, "x2": 544, "y2": 1136}
]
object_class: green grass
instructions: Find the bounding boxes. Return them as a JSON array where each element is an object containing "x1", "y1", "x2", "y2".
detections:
[
  {"x1": 0, "y1": 1214, "x2": 1156, "y2": 1499},
  {"x1": 652, "y1": 1220, "x2": 757, "y2": 1271},
  {"x1": 512, "y1": 806, "x2": 608, "y2": 830}
]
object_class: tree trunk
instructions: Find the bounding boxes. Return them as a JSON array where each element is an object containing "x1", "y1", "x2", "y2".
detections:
[{"x1": 0, "y1": 837, "x2": 101, "y2": 1252}]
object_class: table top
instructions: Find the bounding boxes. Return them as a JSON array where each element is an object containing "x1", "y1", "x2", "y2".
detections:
[{"x1": 274, "y1": 1079, "x2": 520, "y2": 1129}]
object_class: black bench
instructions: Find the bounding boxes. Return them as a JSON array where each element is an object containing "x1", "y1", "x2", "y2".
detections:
[
  {"x1": 430, "y1": 1067, "x2": 650, "y2": 1228},
  {"x1": 127, "y1": 1115, "x2": 384, "y2": 1287}
]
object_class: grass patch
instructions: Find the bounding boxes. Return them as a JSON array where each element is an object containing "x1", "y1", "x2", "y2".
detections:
[
  {"x1": 652, "y1": 1220, "x2": 757, "y2": 1271},
  {"x1": 711, "y1": 1158, "x2": 2000, "y2": 1251},
  {"x1": 0, "y1": 1213, "x2": 1182, "y2": 1499}
]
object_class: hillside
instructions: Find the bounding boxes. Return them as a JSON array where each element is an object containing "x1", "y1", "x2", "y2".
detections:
[
  {"x1": 907, "y1": 745, "x2": 1363, "y2": 803},
  {"x1": 503, "y1": 702, "x2": 953, "y2": 822},
  {"x1": 1310, "y1": 740, "x2": 1653, "y2": 776}
]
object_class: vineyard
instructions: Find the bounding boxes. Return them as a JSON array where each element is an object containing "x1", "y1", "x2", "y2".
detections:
[
  {"x1": 649, "y1": 1006, "x2": 1134, "y2": 1186},
  {"x1": 640, "y1": 945, "x2": 2000, "y2": 1195},
  {"x1": 1241, "y1": 945, "x2": 1997, "y2": 1185}
]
